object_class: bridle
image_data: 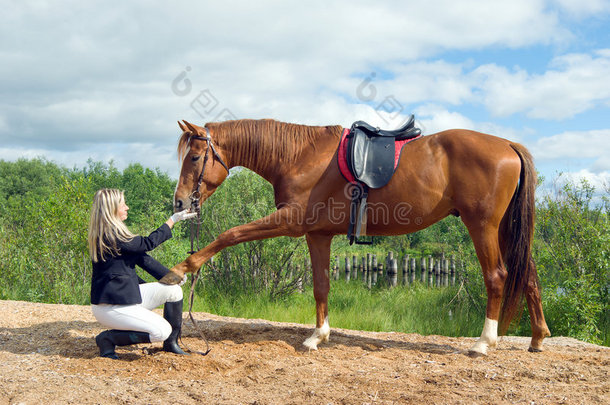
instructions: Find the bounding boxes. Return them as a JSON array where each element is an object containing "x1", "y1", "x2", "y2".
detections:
[
  {"x1": 188, "y1": 127, "x2": 230, "y2": 212},
  {"x1": 182, "y1": 126, "x2": 230, "y2": 357}
]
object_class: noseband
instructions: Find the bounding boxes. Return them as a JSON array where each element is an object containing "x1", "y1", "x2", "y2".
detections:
[{"x1": 189, "y1": 127, "x2": 230, "y2": 211}]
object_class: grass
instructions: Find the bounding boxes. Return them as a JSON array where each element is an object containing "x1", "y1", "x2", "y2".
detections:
[{"x1": 191, "y1": 280, "x2": 485, "y2": 338}]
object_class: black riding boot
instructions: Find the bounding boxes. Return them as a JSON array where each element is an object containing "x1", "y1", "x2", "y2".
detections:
[
  {"x1": 162, "y1": 299, "x2": 188, "y2": 355},
  {"x1": 95, "y1": 330, "x2": 150, "y2": 360}
]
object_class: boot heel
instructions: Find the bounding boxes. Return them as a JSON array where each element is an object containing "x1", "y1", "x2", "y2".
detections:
[
  {"x1": 95, "y1": 330, "x2": 119, "y2": 359},
  {"x1": 95, "y1": 330, "x2": 150, "y2": 360}
]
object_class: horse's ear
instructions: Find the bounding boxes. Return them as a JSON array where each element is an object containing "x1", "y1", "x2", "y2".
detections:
[
  {"x1": 183, "y1": 120, "x2": 200, "y2": 135},
  {"x1": 178, "y1": 121, "x2": 187, "y2": 132}
]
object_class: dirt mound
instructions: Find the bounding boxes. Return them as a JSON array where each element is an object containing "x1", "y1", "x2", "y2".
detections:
[{"x1": 0, "y1": 300, "x2": 608, "y2": 404}]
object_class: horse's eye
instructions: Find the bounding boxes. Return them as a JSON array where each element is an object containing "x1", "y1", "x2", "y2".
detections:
[{"x1": 191, "y1": 155, "x2": 201, "y2": 162}]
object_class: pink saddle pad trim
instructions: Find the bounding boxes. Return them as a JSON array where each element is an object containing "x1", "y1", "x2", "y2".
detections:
[{"x1": 338, "y1": 128, "x2": 421, "y2": 185}]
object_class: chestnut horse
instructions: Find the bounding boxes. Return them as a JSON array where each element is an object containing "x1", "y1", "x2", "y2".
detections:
[{"x1": 163, "y1": 119, "x2": 550, "y2": 356}]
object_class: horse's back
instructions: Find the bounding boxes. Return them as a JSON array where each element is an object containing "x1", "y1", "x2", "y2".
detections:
[{"x1": 381, "y1": 129, "x2": 522, "y2": 223}]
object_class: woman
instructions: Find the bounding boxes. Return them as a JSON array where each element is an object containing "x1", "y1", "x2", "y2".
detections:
[{"x1": 88, "y1": 188, "x2": 196, "y2": 359}]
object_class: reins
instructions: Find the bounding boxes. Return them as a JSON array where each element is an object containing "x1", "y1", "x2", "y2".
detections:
[
  {"x1": 179, "y1": 127, "x2": 230, "y2": 357},
  {"x1": 179, "y1": 212, "x2": 211, "y2": 356}
]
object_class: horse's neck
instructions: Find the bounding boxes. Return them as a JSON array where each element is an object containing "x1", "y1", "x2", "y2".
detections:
[{"x1": 224, "y1": 126, "x2": 341, "y2": 186}]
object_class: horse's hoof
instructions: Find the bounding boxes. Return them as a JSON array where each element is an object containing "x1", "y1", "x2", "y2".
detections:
[
  {"x1": 159, "y1": 270, "x2": 183, "y2": 285},
  {"x1": 467, "y1": 349, "x2": 487, "y2": 358},
  {"x1": 528, "y1": 346, "x2": 543, "y2": 353},
  {"x1": 468, "y1": 339, "x2": 490, "y2": 357},
  {"x1": 302, "y1": 338, "x2": 319, "y2": 351},
  {"x1": 303, "y1": 342, "x2": 318, "y2": 351}
]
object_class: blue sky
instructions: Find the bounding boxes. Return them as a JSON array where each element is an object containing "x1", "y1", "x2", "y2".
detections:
[{"x1": 1, "y1": 0, "x2": 610, "y2": 194}]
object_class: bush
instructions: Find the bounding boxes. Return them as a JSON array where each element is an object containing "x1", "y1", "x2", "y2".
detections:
[
  {"x1": 534, "y1": 177, "x2": 609, "y2": 345},
  {"x1": 196, "y1": 168, "x2": 308, "y2": 301},
  {"x1": 0, "y1": 175, "x2": 92, "y2": 303}
]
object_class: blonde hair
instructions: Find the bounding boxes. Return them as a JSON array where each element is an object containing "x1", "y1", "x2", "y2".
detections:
[{"x1": 88, "y1": 189, "x2": 135, "y2": 262}]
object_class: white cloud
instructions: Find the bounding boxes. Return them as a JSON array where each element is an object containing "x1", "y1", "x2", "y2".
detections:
[
  {"x1": 556, "y1": 169, "x2": 610, "y2": 191},
  {"x1": 413, "y1": 104, "x2": 525, "y2": 142},
  {"x1": 0, "y1": 0, "x2": 606, "y2": 180},
  {"x1": 530, "y1": 129, "x2": 610, "y2": 160},
  {"x1": 473, "y1": 49, "x2": 610, "y2": 119},
  {"x1": 551, "y1": 0, "x2": 610, "y2": 18}
]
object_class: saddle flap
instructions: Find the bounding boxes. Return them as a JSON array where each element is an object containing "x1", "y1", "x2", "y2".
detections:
[{"x1": 348, "y1": 128, "x2": 397, "y2": 189}]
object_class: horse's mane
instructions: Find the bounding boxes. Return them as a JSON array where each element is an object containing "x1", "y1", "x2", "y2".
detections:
[{"x1": 178, "y1": 119, "x2": 342, "y2": 170}]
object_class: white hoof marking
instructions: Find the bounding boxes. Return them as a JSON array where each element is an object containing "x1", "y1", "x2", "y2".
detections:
[
  {"x1": 469, "y1": 318, "x2": 498, "y2": 355},
  {"x1": 303, "y1": 317, "x2": 330, "y2": 350}
]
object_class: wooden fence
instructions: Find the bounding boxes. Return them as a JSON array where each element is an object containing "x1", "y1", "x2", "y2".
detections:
[
  {"x1": 329, "y1": 252, "x2": 461, "y2": 288},
  {"x1": 212, "y1": 251, "x2": 463, "y2": 292}
]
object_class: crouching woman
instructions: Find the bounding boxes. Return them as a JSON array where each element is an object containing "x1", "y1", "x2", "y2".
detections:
[{"x1": 87, "y1": 188, "x2": 195, "y2": 359}]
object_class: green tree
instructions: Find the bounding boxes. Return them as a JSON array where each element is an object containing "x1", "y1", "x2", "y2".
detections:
[
  {"x1": 0, "y1": 174, "x2": 92, "y2": 303},
  {"x1": 0, "y1": 158, "x2": 65, "y2": 220},
  {"x1": 534, "y1": 177, "x2": 609, "y2": 344}
]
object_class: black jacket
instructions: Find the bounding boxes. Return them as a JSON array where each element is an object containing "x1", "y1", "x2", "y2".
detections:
[{"x1": 90, "y1": 224, "x2": 172, "y2": 305}]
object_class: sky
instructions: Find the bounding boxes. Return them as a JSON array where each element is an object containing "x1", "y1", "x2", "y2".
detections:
[{"x1": 1, "y1": 0, "x2": 610, "y2": 194}]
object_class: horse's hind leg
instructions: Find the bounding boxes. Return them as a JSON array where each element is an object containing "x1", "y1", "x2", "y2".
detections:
[
  {"x1": 467, "y1": 225, "x2": 507, "y2": 356},
  {"x1": 302, "y1": 232, "x2": 333, "y2": 350},
  {"x1": 525, "y1": 259, "x2": 551, "y2": 351}
]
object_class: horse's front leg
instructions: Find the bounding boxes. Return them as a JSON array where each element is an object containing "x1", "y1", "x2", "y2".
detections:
[
  {"x1": 160, "y1": 208, "x2": 299, "y2": 284},
  {"x1": 302, "y1": 232, "x2": 333, "y2": 350}
]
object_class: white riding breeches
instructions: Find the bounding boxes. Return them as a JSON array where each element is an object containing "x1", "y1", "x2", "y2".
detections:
[{"x1": 91, "y1": 283, "x2": 183, "y2": 342}]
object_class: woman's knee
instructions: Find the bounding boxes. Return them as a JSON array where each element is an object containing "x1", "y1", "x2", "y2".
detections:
[
  {"x1": 165, "y1": 284, "x2": 183, "y2": 302},
  {"x1": 149, "y1": 320, "x2": 172, "y2": 342}
]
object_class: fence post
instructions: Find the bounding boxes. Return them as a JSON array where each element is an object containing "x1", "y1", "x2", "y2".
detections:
[
  {"x1": 451, "y1": 255, "x2": 457, "y2": 286},
  {"x1": 362, "y1": 256, "x2": 367, "y2": 285},
  {"x1": 420, "y1": 257, "x2": 426, "y2": 284},
  {"x1": 386, "y1": 251, "x2": 394, "y2": 272},
  {"x1": 333, "y1": 256, "x2": 339, "y2": 281},
  {"x1": 345, "y1": 256, "x2": 351, "y2": 282},
  {"x1": 366, "y1": 253, "x2": 372, "y2": 287},
  {"x1": 371, "y1": 254, "x2": 378, "y2": 286},
  {"x1": 438, "y1": 257, "x2": 443, "y2": 287},
  {"x1": 388, "y1": 258, "x2": 398, "y2": 287},
  {"x1": 443, "y1": 257, "x2": 449, "y2": 287},
  {"x1": 409, "y1": 257, "x2": 416, "y2": 284},
  {"x1": 402, "y1": 255, "x2": 409, "y2": 286},
  {"x1": 352, "y1": 255, "x2": 358, "y2": 281}
]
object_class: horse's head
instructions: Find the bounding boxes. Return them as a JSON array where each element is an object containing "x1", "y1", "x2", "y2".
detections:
[{"x1": 173, "y1": 120, "x2": 230, "y2": 212}]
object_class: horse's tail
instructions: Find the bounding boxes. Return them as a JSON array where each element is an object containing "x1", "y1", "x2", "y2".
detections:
[{"x1": 499, "y1": 142, "x2": 537, "y2": 334}]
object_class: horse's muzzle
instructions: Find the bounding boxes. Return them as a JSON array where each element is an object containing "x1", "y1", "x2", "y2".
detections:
[{"x1": 174, "y1": 198, "x2": 186, "y2": 212}]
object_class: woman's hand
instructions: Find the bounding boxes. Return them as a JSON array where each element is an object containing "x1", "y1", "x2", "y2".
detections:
[
  {"x1": 171, "y1": 209, "x2": 198, "y2": 223},
  {"x1": 166, "y1": 209, "x2": 197, "y2": 228}
]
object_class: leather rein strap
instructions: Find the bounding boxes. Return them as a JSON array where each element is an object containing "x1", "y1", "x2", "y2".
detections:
[{"x1": 181, "y1": 127, "x2": 230, "y2": 356}]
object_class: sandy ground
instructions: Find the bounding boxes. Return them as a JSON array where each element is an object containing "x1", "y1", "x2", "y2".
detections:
[{"x1": 0, "y1": 300, "x2": 608, "y2": 405}]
